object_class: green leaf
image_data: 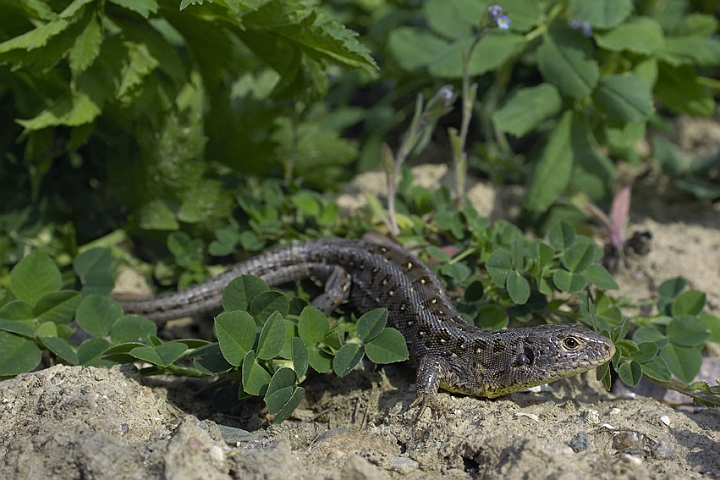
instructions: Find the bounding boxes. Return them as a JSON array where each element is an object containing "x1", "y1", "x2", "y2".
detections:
[
  {"x1": 0, "y1": 332, "x2": 42, "y2": 376},
  {"x1": 33, "y1": 291, "x2": 82, "y2": 325},
  {"x1": 0, "y1": 320, "x2": 34, "y2": 338},
  {"x1": 595, "y1": 17, "x2": 664, "y2": 55},
  {"x1": 525, "y1": 111, "x2": 574, "y2": 211},
  {"x1": 40, "y1": 336, "x2": 79, "y2": 365},
  {"x1": 307, "y1": 348, "x2": 333, "y2": 373},
  {"x1": 110, "y1": 315, "x2": 157, "y2": 344},
  {"x1": 68, "y1": 13, "x2": 102, "y2": 76},
  {"x1": 298, "y1": 306, "x2": 330, "y2": 346},
  {"x1": 659, "y1": 36, "x2": 720, "y2": 67},
  {"x1": 10, "y1": 250, "x2": 62, "y2": 307},
  {"x1": 464, "y1": 280, "x2": 485, "y2": 302},
  {"x1": 108, "y1": 0, "x2": 159, "y2": 18},
  {"x1": 653, "y1": 137, "x2": 684, "y2": 176},
  {"x1": 0, "y1": 301, "x2": 34, "y2": 322},
  {"x1": 356, "y1": 308, "x2": 388, "y2": 343},
  {"x1": 594, "y1": 74, "x2": 654, "y2": 126},
  {"x1": 74, "y1": 248, "x2": 112, "y2": 277},
  {"x1": 17, "y1": 90, "x2": 102, "y2": 131},
  {"x1": 582, "y1": 264, "x2": 619, "y2": 290},
  {"x1": 292, "y1": 337, "x2": 308, "y2": 378},
  {"x1": 130, "y1": 342, "x2": 188, "y2": 367},
  {"x1": 617, "y1": 360, "x2": 643, "y2": 386},
  {"x1": 265, "y1": 367, "x2": 297, "y2": 415},
  {"x1": 561, "y1": 241, "x2": 596, "y2": 272},
  {"x1": 640, "y1": 356, "x2": 671, "y2": 382},
  {"x1": 658, "y1": 277, "x2": 687, "y2": 299},
  {"x1": 256, "y1": 311, "x2": 286, "y2": 360},
  {"x1": 552, "y1": 269, "x2": 588, "y2": 293},
  {"x1": 364, "y1": 328, "x2": 409, "y2": 364},
  {"x1": 570, "y1": 0, "x2": 632, "y2": 29},
  {"x1": 632, "y1": 326, "x2": 667, "y2": 347},
  {"x1": 631, "y1": 342, "x2": 659, "y2": 364},
  {"x1": 35, "y1": 321, "x2": 57, "y2": 338},
  {"x1": 548, "y1": 222, "x2": 576, "y2": 251},
  {"x1": 215, "y1": 311, "x2": 257, "y2": 366},
  {"x1": 478, "y1": 305, "x2": 509, "y2": 329},
  {"x1": 660, "y1": 344, "x2": 702, "y2": 383},
  {"x1": 193, "y1": 343, "x2": 233, "y2": 375},
  {"x1": 242, "y1": 350, "x2": 271, "y2": 396},
  {"x1": 667, "y1": 316, "x2": 710, "y2": 347},
  {"x1": 333, "y1": 343, "x2": 364, "y2": 377},
  {"x1": 485, "y1": 249, "x2": 513, "y2": 286},
  {"x1": 537, "y1": 28, "x2": 599, "y2": 99},
  {"x1": 271, "y1": 386, "x2": 305, "y2": 423},
  {"x1": 138, "y1": 200, "x2": 179, "y2": 230},
  {"x1": 423, "y1": 0, "x2": 487, "y2": 39},
  {"x1": 671, "y1": 290, "x2": 706, "y2": 316},
  {"x1": 655, "y1": 63, "x2": 715, "y2": 116},
  {"x1": 249, "y1": 291, "x2": 289, "y2": 323},
  {"x1": 77, "y1": 338, "x2": 112, "y2": 366},
  {"x1": 222, "y1": 275, "x2": 270, "y2": 313},
  {"x1": 700, "y1": 315, "x2": 720, "y2": 343},
  {"x1": 506, "y1": 271, "x2": 530, "y2": 305},
  {"x1": 76, "y1": 295, "x2": 123, "y2": 337},
  {"x1": 492, "y1": 83, "x2": 562, "y2": 137}
]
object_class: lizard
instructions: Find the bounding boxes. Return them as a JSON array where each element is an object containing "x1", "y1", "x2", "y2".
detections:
[{"x1": 118, "y1": 238, "x2": 616, "y2": 411}]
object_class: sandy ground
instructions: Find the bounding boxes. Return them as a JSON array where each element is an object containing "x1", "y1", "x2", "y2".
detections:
[{"x1": 1, "y1": 120, "x2": 719, "y2": 480}]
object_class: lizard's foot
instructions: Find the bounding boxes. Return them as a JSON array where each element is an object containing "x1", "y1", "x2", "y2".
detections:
[{"x1": 407, "y1": 393, "x2": 447, "y2": 421}]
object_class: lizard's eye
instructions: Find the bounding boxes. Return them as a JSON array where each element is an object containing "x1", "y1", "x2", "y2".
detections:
[{"x1": 564, "y1": 337, "x2": 580, "y2": 349}]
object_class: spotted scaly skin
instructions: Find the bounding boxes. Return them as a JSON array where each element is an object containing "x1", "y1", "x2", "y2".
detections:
[{"x1": 118, "y1": 239, "x2": 616, "y2": 410}]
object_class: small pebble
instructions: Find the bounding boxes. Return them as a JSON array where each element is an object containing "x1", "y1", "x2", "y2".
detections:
[
  {"x1": 391, "y1": 457, "x2": 419, "y2": 474},
  {"x1": 619, "y1": 453, "x2": 643, "y2": 466},
  {"x1": 660, "y1": 415, "x2": 671, "y2": 426},
  {"x1": 515, "y1": 412, "x2": 539, "y2": 422},
  {"x1": 209, "y1": 445, "x2": 225, "y2": 464},
  {"x1": 583, "y1": 409, "x2": 600, "y2": 425},
  {"x1": 652, "y1": 440, "x2": 676, "y2": 459},
  {"x1": 567, "y1": 432, "x2": 591, "y2": 452},
  {"x1": 608, "y1": 408, "x2": 621, "y2": 415}
]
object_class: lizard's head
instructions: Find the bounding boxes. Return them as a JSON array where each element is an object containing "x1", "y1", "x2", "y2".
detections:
[{"x1": 480, "y1": 324, "x2": 615, "y2": 398}]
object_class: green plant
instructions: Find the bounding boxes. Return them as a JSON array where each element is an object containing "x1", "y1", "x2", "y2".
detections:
[{"x1": 653, "y1": 136, "x2": 720, "y2": 200}]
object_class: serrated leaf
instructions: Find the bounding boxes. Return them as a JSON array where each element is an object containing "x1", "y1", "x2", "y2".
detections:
[
  {"x1": 33, "y1": 291, "x2": 82, "y2": 324},
  {"x1": 256, "y1": 311, "x2": 286, "y2": 360},
  {"x1": 298, "y1": 306, "x2": 330, "y2": 346},
  {"x1": 215, "y1": 311, "x2": 257, "y2": 366},
  {"x1": 40, "y1": 336, "x2": 79, "y2": 365},
  {"x1": 76, "y1": 295, "x2": 123, "y2": 337},
  {"x1": 68, "y1": 13, "x2": 102, "y2": 76},
  {"x1": 364, "y1": 328, "x2": 409, "y2": 364},
  {"x1": 660, "y1": 344, "x2": 702, "y2": 383},
  {"x1": 10, "y1": 250, "x2": 62, "y2": 307},
  {"x1": 17, "y1": 91, "x2": 102, "y2": 131},
  {"x1": 333, "y1": 343, "x2": 364, "y2": 377},
  {"x1": 667, "y1": 316, "x2": 710, "y2": 347},
  {"x1": 537, "y1": 28, "x2": 599, "y2": 99},
  {"x1": 618, "y1": 360, "x2": 643, "y2": 386},
  {"x1": 222, "y1": 275, "x2": 269, "y2": 313},
  {"x1": 108, "y1": 0, "x2": 159, "y2": 18},
  {"x1": 525, "y1": 111, "x2": 573, "y2": 212},
  {"x1": 356, "y1": 308, "x2": 388, "y2": 343},
  {"x1": 493, "y1": 83, "x2": 562, "y2": 137},
  {"x1": 0, "y1": 332, "x2": 42, "y2": 376},
  {"x1": 117, "y1": 41, "x2": 159, "y2": 102}
]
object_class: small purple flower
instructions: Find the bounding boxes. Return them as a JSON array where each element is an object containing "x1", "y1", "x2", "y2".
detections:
[
  {"x1": 568, "y1": 17, "x2": 592, "y2": 37},
  {"x1": 488, "y1": 5, "x2": 504, "y2": 21},
  {"x1": 496, "y1": 15, "x2": 510, "y2": 30}
]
